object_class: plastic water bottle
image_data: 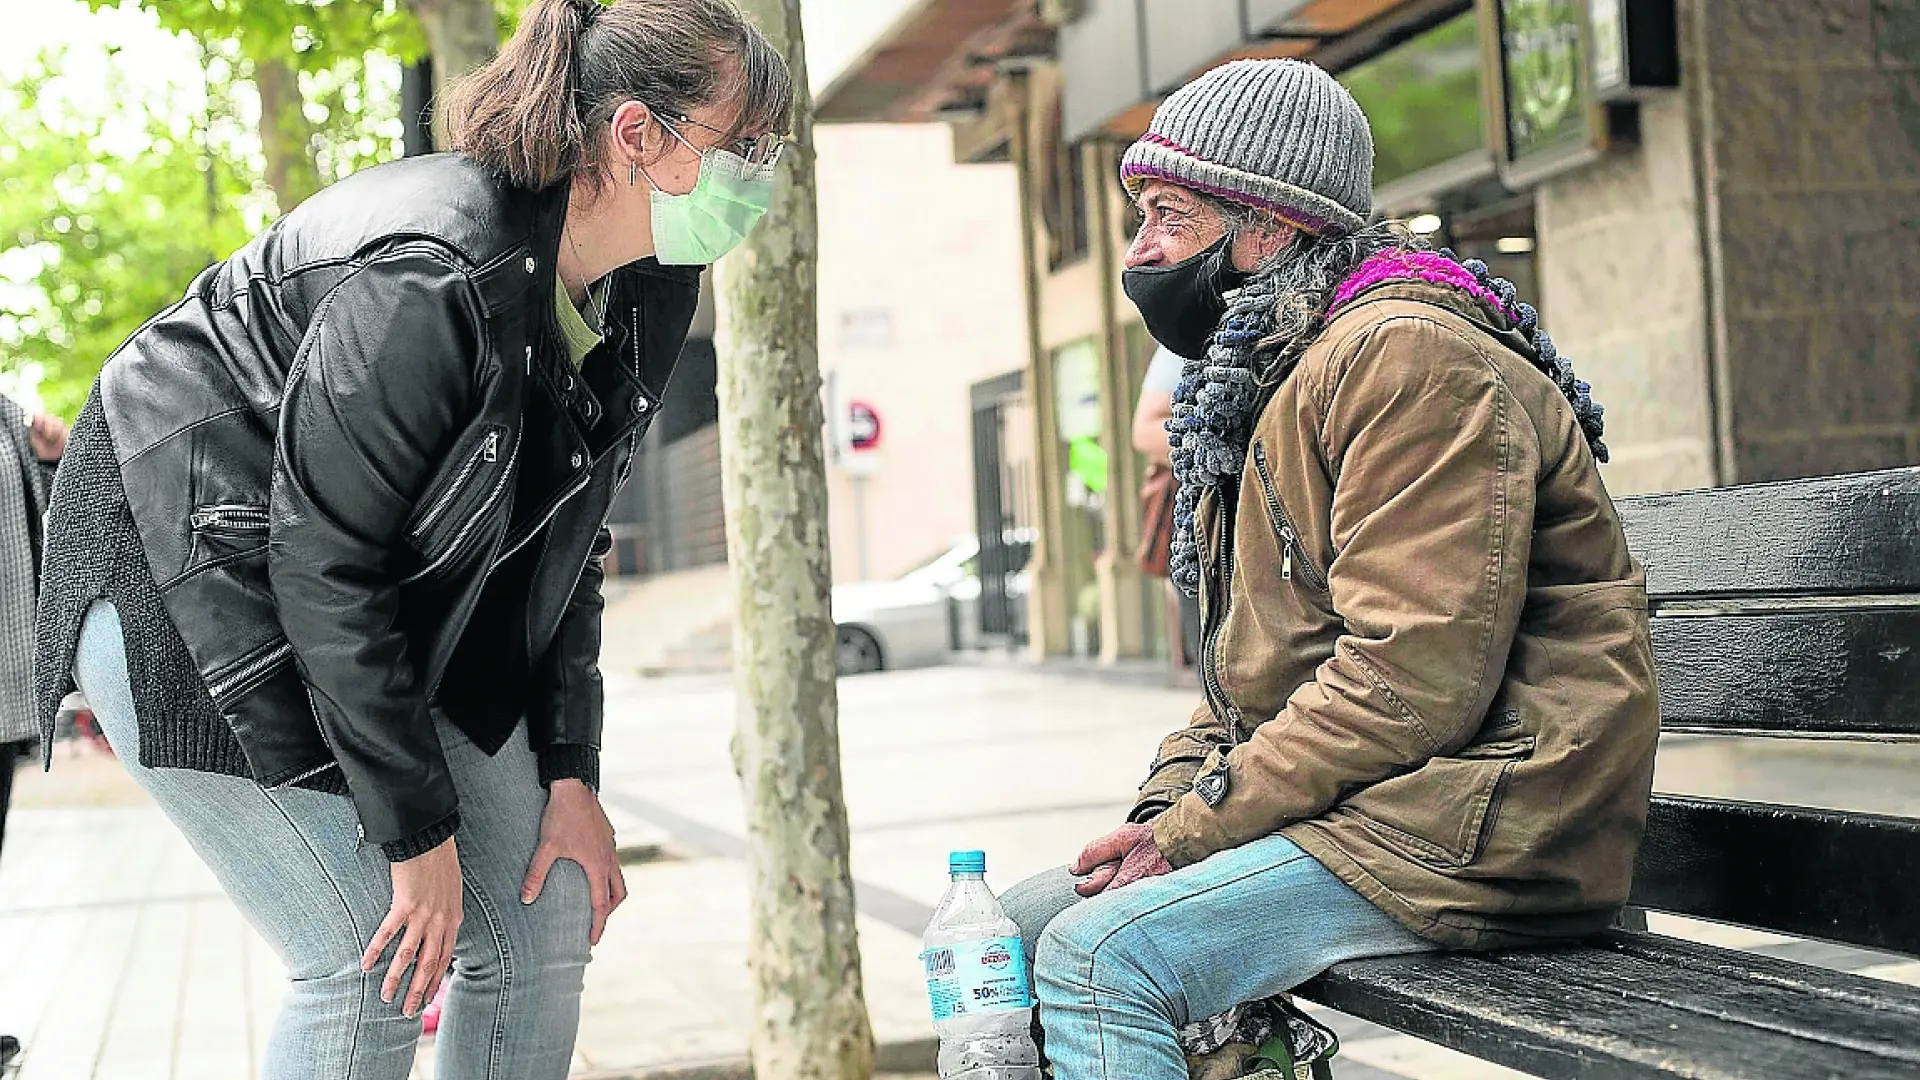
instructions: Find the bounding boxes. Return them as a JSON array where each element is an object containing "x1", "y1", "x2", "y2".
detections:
[{"x1": 921, "y1": 850, "x2": 1041, "y2": 1080}]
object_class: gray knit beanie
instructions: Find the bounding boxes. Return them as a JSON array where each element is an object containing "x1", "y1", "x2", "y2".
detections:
[{"x1": 1121, "y1": 59, "x2": 1374, "y2": 236}]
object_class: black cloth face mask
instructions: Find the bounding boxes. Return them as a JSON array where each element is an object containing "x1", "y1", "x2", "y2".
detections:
[{"x1": 1122, "y1": 233, "x2": 1250, "y2": 361}]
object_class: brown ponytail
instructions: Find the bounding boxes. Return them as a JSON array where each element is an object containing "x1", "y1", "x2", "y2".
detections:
[{"x1": 446, "y1": 0, "x2": 793, "y2": 192}]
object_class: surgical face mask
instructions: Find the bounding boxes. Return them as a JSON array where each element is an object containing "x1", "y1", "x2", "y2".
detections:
[
  {"x1": 645, "y1": 122, "x2": 777, "y2": 266},
  {"x1": 1121, "y1": 233, "x2": 1248, "y2": 361}
]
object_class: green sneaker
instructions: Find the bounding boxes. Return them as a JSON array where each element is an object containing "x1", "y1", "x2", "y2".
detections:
[{"x1": 1242, "y1": 998, "x2": 1339, "y2": 1080}]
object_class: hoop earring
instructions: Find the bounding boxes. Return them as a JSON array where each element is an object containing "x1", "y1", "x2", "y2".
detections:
[{"x1": 628, "y1": 161, "x2": 638, "y2": 187}]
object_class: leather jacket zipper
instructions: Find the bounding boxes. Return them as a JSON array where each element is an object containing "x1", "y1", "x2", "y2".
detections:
[
  {"x1": 268, "y1": 760, "x2": 339, "y2": 791},
  {"x1": 206, "y1": 640, "x2": 293, "y2": 702},
  {"x1": 1251, "y1": 442, "x2": 1328, "y2": 592},
  {"x1": 402, "y1": 438, "x2": 520, "y2": 585},
  {"x1": 1199, "y1": 492, "x2": 1241, "y2": 735},
  {"x1": 409, "y1": 427, "x2": 503, "y2": 545},
  {"x1": 492, "y1": 300, "x2": 642, "y2": 573},
  {"x1": 491, "y1": 460, "x2": 589, "y2": 572},
  {"x1": 189, "y1": 505, "x2": 270, "y2": 537}
]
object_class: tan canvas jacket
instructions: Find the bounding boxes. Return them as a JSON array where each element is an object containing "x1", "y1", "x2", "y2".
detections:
[{"x1": 1134, "y1": 280, "x2": 1661, "y2": 949}]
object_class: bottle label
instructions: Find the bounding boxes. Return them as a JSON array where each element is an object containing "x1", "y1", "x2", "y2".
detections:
[{"x1": 921, "y1": 935, "x2": 1032, "y2": 1021}]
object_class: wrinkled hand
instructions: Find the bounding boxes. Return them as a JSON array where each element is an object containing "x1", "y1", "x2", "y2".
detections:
[
  {"x1": 522, "y1": 779, "x2": 626, "y2": 945},
  {"x1": 28, "y1": 413, "x2": 67, "y2": 462},
  {"x1": 364, "y1": 835, "x2": 462, "y2": 1019},
  {"x1": 1071, "y1": 822, "x2": 1173, "y2": 897}
]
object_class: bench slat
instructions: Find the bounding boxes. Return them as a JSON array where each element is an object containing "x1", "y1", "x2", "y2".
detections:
[
  {"x1": 1487, "y1": 938, "x2": 1920, "y2": 1055},
  {"x1": 1299, "y1": 931, "x2": 1920, "y2": 1080},
  {"x1": 1617, "y1": 467, "x2": 1920, "y2": 600},
  {"x1": 1632, "y1": 795, "x2": 1920, "y2": 955},
  {"x1": 1649, "y1": 607, "x2": 1920, "y2": 739}
]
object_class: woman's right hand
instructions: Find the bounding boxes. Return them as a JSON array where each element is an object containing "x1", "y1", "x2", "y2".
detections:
[{"x1": 362, "y1": 836, "x2": 463, "y2": 1018}]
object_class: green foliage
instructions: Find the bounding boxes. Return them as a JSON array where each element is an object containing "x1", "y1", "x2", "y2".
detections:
[
  {"x1": 0, "y1": 49, "x2": 267, "y2": 416},
  {"x1": 1339, "y1": 13, "x2": 1486, "y2": 189},
  {"x1": 0, "y1": 0, "x2": 433, "y2": 414},
  {"x1": 83, "y1": 0, "x2": 425, "y2": 73},
  {"x1": 87, "y1": 0, "x2": 420, "y2": 203}
]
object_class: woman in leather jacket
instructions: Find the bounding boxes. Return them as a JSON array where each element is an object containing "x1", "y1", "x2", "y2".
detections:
[{"x1": 32, "y1": 1, "x2": 790, "y2": 1075}]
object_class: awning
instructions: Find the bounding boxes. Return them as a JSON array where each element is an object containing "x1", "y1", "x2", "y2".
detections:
[
  {"x1": 814, "y1": 0, "x2": 1055, "y2": 124},
  {"x1": 817, "y1": 0, "x2": 1470, "y2": 144}
]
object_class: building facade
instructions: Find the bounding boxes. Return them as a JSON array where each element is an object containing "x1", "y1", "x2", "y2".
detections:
[
  {"x1": 609, "y1": 123, "x2": 1028, "y2": 590},
  {"x1": 819, "y1": 0, "x2": 1920, "y2": 664}
]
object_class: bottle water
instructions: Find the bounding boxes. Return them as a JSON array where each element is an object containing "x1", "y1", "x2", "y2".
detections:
[{"x1": 921, "y1": 850, "x2": 1041, "y2": 1080}]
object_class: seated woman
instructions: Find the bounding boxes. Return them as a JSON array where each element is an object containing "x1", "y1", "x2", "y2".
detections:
[{"x1": 1001, "y1": 59, "x2": 1659, "y2": 1080}]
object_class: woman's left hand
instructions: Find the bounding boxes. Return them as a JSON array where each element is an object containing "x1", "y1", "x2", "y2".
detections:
[{"x1": 521, "y1": 779, "x2": 627, "y2": 945}]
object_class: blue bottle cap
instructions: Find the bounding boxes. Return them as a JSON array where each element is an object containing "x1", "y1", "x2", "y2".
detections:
[{"x1": 949, "y1": 850, "x2": 987, "y2": 875}]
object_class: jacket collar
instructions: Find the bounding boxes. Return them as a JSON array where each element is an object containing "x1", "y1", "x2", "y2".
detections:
[{"x1": 1327, "y1": 278, "x2": 1540, "y2": 367}]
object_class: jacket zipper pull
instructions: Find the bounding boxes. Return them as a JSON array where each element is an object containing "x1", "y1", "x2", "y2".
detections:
[
  {"x1": 483, "y1": 431, "x2": 499, "y2": 463},
  {"x1": 1282, "y1": 545, "x2": 1293, "y2": 581}
]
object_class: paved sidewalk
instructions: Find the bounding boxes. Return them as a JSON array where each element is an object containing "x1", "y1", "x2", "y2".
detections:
[
  {"x1": 5, "y1": 663, "x2": 1919, "y2": 1079},
  {"x1": 0, "y1": 787, "x2": 934, "y2": 1080}
]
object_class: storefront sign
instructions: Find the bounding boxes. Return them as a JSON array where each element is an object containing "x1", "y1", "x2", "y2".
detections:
[
  {"x1": 1588, "y1": 0, "x2": 1626, "y2": 94},
  {"x1": 1497, "y1": 0, "x2": 1589, "y2": 161},
  {"x1": 1587, "y1": 0, "x2": 1681, "y2": 100},
  {"x1": 1482, "y1": 0, "x2": 1609, "y2": 186}
]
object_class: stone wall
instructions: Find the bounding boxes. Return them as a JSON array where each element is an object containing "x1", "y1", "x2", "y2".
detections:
[
  {"x1": 1537, "y1": 93, "x2": 1719, "y2": 496},
  {"x1": 1698, "y1": 0, "x2": 1920, "y2": 481}
]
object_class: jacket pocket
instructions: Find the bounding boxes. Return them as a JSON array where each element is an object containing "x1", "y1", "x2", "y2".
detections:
[
  {"x1": 1250, "y1": 441, "x2": 1327, "y2": 591},
  {"x1": 1346, "y1": 735, "x2": 1534, "y2": 871},
  {"x1": 405, "y1": 424, "x2": 512, "y2": 577}
]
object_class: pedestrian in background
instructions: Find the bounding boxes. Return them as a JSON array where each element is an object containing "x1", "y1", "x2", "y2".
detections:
[
  {"x1": 1132, "y1": 344, "x2": 1200, "y2": 669},
  {"x1": 0, "y1": 395, "x2": 66, "y2": 1069},
  {"x1": 29, "y1": 1, "x2": 790, "y2": 1076}
]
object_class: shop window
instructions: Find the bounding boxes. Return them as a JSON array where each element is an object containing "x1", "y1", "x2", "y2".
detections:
[{"x1": 1338, "y1": 12, "x2": 1487, "y2": 191}]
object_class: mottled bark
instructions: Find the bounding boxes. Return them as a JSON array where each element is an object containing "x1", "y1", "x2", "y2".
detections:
[
  {"x1": 713, "y1": 1, "x2": 876, "y2": 1078},
  {"x1": 409, "y1": 0, "x2": 499, "y2": 148},
  {"x1": 252, "y1": 57, "x2": 321, "y2": 213}
]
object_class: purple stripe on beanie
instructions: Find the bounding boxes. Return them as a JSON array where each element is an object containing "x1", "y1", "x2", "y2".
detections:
[
  {"x1": 1117, "y1": 162, "x2": 1335, "y2": 235},
  {"x1": 1326, "y1": 250, "x2": 1521, "y2": 320},
  {"x1": 1138, "y1": 131, "x2": 1194, "y2": 155}
]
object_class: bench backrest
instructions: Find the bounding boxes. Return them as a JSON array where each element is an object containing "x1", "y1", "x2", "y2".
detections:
[{"x1": 1616, "y1": 467, "x2": 1920, "y2": 958}]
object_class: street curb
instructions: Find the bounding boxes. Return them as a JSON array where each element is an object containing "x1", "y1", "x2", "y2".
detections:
[{"x1": 574, "y1": 1036, "x2": 937, "y2": 1080}]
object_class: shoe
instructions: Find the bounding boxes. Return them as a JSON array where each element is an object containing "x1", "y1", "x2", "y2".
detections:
[{"x1": 2, "y1": 1034, "x2": 21, "y2": 1065}]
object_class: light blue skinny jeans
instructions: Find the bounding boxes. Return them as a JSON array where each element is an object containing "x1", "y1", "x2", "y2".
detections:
[
  {"x1": 77, "y1": 602, "x2": 593, "y2": 1080},
  {"x1": 1001, "y1": 834, "x2": 1438, "y2": 1080}
]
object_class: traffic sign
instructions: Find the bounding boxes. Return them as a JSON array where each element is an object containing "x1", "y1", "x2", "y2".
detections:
[{"x1": 848, "y1": 400, "x2": 882, "y2": 452}]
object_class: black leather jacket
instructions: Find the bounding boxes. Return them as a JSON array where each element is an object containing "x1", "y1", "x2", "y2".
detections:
[{"x1": 97, "y1": 154, "x2": 699, "y2": 850}]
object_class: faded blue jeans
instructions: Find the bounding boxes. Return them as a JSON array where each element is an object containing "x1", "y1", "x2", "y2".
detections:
[
  {"x1": 77, "y1": 602, "x2": 593, "y2": 1080},
  {"x1": 1001, "y1": 834, "x2": 1437, "y2": 1080}
]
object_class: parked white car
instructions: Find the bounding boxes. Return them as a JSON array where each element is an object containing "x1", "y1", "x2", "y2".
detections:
[
  {"x1": 831, "y1": 534, "x2": 1029, "y2": 676},
  {"x1": 830, "y1": 539, "x2": 973, "y2": 676}
]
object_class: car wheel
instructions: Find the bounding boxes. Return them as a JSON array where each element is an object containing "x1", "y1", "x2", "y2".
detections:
[{"x1": 836, "y1": 626, "x2": 884, "y2": 677}]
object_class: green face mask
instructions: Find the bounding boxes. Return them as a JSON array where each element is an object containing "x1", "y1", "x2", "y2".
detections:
[{"x1": 648, "y1": 126, "x2": 777, "y2": 266}]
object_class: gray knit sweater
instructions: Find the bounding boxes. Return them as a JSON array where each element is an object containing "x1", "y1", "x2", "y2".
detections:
[
  {"x1": 0, "y1": 394, "x2": 51, "y2": 746},
  {"x1": 34, "y1": 389, "x2": 355, "y2": 797}
]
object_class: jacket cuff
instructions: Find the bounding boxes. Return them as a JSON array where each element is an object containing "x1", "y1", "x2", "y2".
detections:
[
  {"x1": 1152, "y1": 792, "x2": 1230, "y2": 869},
  {"x1": 1131, "y1": 755, "x2": 1207, "y2": 821},
  {"x1": 380, "y1": 809, "x2": 460, "y2": 862},
  {"x1": 538, "y1": 744, "x2": 600, "y2": 792},
  {"x1": 1128, "y1": 799, "x2": 1173, "y2": 824}
]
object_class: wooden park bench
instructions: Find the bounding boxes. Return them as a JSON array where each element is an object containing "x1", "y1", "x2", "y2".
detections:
[{"x1": 1297, "y1": 467, "x2": 1920, "y2": 1078}]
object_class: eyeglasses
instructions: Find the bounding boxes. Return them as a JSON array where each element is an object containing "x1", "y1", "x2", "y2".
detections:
[{"x1": 659, "y1": 112, "x2": 784, "y2": 167}]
